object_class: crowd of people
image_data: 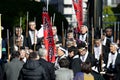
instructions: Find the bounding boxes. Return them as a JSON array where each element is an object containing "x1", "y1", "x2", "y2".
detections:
[{"x1": 0, "y1": 21, "x2": 120, "y2": 80}]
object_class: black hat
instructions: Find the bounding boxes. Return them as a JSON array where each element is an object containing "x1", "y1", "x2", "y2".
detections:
[{"x1": 77, "y1": 41, "x2": 87, "y2": 49}]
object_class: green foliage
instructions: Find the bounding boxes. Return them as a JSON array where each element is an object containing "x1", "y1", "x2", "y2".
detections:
[{"x1": 103, "y1": 6, "x2": 117, "y2": 29}]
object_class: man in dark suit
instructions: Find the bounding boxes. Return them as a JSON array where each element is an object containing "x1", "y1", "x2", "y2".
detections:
[
  {"x1": 18, "y1": 52, "x2": 47, "y2": 80},
  {"x1": 102, "y1": 27, "x2": 113, "y2": 48},
  {"x1": 10, "y1": 26, "x2": 27, "y2": 52},
  {"x1": 103, "y1": 43, "x2": 120, "y2": 80},
  {"x1": 54, "y1": 46, "x2": 67, "y2": 70},
  {"x1": 71, "y1": 42, "x2": 96, "y2": 75},
  {"x1": 78, "y1": 25, "x2": 88, "y2": 42},
  {"x1": 38, "y1": 48, "x2": 55, "y2": 80},
  {"x1": 27, "y1": 21, "x2": 39, "y2": 50},
  {"x1": 93, "y1": 38, "x2": 109, "y2": 72}
]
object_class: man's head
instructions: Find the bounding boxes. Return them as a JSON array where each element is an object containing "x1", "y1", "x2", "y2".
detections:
[
  {"x1": 29, "y1": 52, "x2": 40, "y2": 60},
  {"x1": 38, "y1": 48, "x2": 47, "y2": 59},
  {"x1": 11, "y1": 51, "x2": 20, "y2": 59},
  {"x1": 19, "y1": 48, "x2": 26, "y2": 59},
  {"x1": 66, "y1": 40, "x2": 75, "y2": 48},
  {"x1": 29, "y1": 21, "x2": 36, "y2": 30},
  {"x1": 80, "y1": 25, "x2": 88, "y2": 34},
  {"x1": 110, "y1": 43, "x2": 118, "y2": 53},
  {"x1": 105, "y1": 27, "x2": 112, "y2": 37},
  {"x1": 59, "y1": 58, "x2": 70, "y2": 68},
  {"x1": 77, "y1": 42, "x2": 87, "y2": 56},
  {"x1": 68, "y1": 46, "x2": 78, "y2": 58},
  {"x1": 52, "y1": 26, "x2": 57, "y2": 35},
  {"x1": 81, "y1": 62, "x2": 92, "y2": 74},
  {"x1": 67, "y1": 30, "x2": 74, "y2": 39},
  {"x1": 57, "y1": 46, "x2": 67, "y2": 57},
  {"x1": 94, "y1": 39, "x2": 101, "y2": 47},
  {"x1": 15, "y1": 27, "x2": 22, "y2": 37}
]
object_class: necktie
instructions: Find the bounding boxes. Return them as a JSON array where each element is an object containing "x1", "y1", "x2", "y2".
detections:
[
  {"x1": 82, "y1": 35, "x2": 84, "y2": 40},
  {"x1": 82, "y1": 56, "x2": 84, "y2": 61}
]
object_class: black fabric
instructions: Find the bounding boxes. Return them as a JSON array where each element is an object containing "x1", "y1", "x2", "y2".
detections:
[
  {"x1": 91, "y1": 71, "x2": 105, "y2": 80},
  {"x1": 70, "y1": 58, "x2": 81, "y2": 76},
  {"x1": 105, "y1": 38, "x2": 111, "y2": 49},
  {"x1": 70, "y1": 53, "x2": 96, "y2": 76},
  {"x1": 18, "y1": 60, "x2": 47, "y2": 80},
  {"x1": 0, "y1": 64, "x2": 3, "y2": 80},
  {"x1": 103, "y1": 52, "x2": 120, "y2": 80},
  {"x1": 26, "y1": 33, "x2": 41, "y2": 51},
  {"x1": 39, "y1": 58, "x2": 55, "y2": 80},
  {"x1": 10, "y1": 36, "x2": 27, "y2": 53}
]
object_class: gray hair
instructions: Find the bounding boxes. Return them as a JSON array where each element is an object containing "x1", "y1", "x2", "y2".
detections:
[
  {"x1": 81, "y1": 25, "x2": 88, "y2": 31},
  {"x1": 110, "y1": 42, "x2": 119, "y2": 49},
  {"x1": 29, "y1": 21, "x2": 36, "y2": 26},
  {"x1": 38, "y1": 48, "x2": 47, "y2": 57},
  {"x1": 52, "y1": 26, "x2": 57, "y2": 31}
]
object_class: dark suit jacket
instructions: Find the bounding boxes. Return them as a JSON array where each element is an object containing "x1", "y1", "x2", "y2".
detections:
[
  {"x1": 71, "y1": 52, "x2": 96, "y2": 75},
  {"x1": 104, "y1": 52, "x2": 120, "y2": 80},
  {"x1": 0, "y1": 64, "x2": 3, "y2": 80},
  {"x1": 26, "y1": 33, "x2": 40, "y2": 50},
  {"x1": 10, "y1": 35, "x2": 27, "y2": 53},
  {"x1": 26, "y1": 34, "x2": 34, "y2": 49},
  {"x1": 39, "y1": 58, "x2": 55, "y2": 80}
]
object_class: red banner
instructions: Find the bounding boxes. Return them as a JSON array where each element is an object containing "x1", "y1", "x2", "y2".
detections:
[
  {"x1": 42, "y1": 9, "x2": 56, "y2": 63},
  {"x1": 72, "y1": 0, "x2": 83, "y2": 32}
]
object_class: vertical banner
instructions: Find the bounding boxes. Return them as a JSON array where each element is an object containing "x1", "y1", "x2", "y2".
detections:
[
  {"x1": 42, "y1": 8, "x2": 56, "y2": 63},
  {"x1": 72, "y1": 0, "x2": 83, "y2": 32}
]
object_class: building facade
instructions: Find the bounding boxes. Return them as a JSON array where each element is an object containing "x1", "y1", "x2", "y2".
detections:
[
  {"x1": 35, "y1": 0, "x2": 88, "y2": 27},
  {"x1": 104, "y1": 0, "x2": 120, "y2": 7}
]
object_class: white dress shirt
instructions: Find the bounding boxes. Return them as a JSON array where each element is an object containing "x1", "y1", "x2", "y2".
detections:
[{"x1": 107, "y1": 51, "x2": 118, "y2": 68}]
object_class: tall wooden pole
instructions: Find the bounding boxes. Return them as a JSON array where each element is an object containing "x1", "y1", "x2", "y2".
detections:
[
  {"x1": 118, "y1": 22, "x2": 119, "y2": 40},
  {"x1": 20, "y1": 17, "x2": 22, "y2": 28},
  {"x1": 51, "y1": 17, "x2": 53, "y2": 25},
  {"x1": 26, "y1": 11, "x2": 29, "y2": 38},
  {"x1": 34, "y1": 17, "x2": 36, "y2": 51},
  {"x1": 34, "y1": 30, "x2": 36, "y2": 51},
  {"x1": 62, "y1": 22, "x2": 65, "y2": 47},
  {"x1": 100, "y1": 28, "x2": 103, "y2": 72},
  {"x1": 19, "y1": 17, "x2": 22, "y2": 50},
  {"x1": 91, "y1": 17, "x2": 94, "y2": 54},
  {"x1": 7, "y1": 29, "x2": 10, "y2": 62},
  {"x1": 53, "y1": 13, "x2": 55, "y2": 26},
  {"x1": 47, "y1": 0, "x2": 49, "y2": 11},
  {"x1": 34, "y1": 17, "x2": 36, "y2": 23},
  {"x1": 0, "y1": 14, "x2": 2, "y2": 59},
  {"x1": 94, "y1": 0, "x2": 97, "y2": 30},
  {"x1": 13, "y1": 27, "x2": 15, "y2": 51},
  {"x1": 114, "y1": 22, "x2": 116, "y2": 42}
]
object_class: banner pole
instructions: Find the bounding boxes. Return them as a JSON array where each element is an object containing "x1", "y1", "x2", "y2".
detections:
[
  {"x1": 47, "y1": 0, "x2": 49, "y2": 11},
  {"x1": 26, "y1": 11, "x2": 29, "y2": 38},
  {"x1": 7, "y1": 29, "x2": 10, "y2": 62}
]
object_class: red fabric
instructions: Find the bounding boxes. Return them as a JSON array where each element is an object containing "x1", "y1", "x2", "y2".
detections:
[
  {"x1": 42, "y1": 11, "x2": 56, "y2": 63},
  {"x1": 72, "y1": 0, "x2": 83, "y2": 32}
]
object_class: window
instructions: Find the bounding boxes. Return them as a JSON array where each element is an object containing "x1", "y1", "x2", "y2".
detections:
[{"x1": 112, "y1": 0, "x2": 116, "y2": 4}]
